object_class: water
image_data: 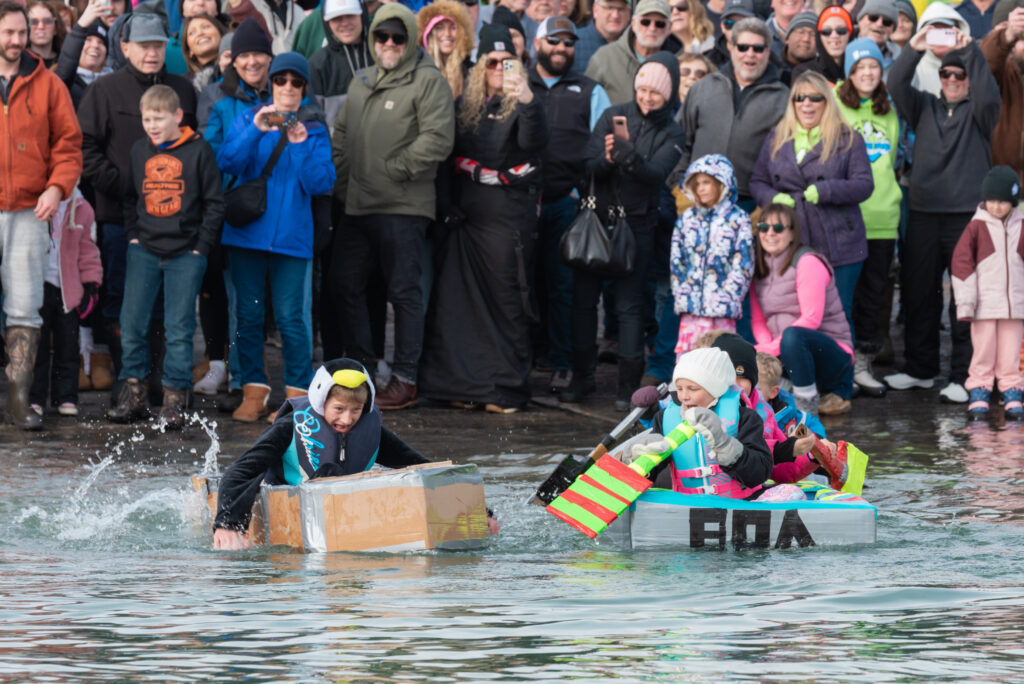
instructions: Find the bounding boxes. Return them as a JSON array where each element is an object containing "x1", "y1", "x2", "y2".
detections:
[{"x1": 3, "y1": 401, "x2": 1024, "y2": 681}]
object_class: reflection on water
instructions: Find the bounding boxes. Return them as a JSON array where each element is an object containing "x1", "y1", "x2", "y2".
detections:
[{"x1": 3, "y1": 406, "x2": 1024, "y2": 680}]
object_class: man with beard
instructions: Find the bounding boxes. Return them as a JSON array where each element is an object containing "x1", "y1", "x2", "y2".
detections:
[
  {"x1": 779, "y1": 10, "x2": 816, "y2": 84},
  {"x1": 528, "y1": 15, "x2": 611, "y2": 394},
  {"x1": 981, "y1": 5, "x2": 1024, "y2": 187},
  {"x1": 0, "y1": 0, "x2": 82, "y2": 430},
  {"x1": 856, "y1": 0, "x2": 901, "y2": 75},
  {"x1": 586, "y1": 0, "x2": 677, "y2": 104}
]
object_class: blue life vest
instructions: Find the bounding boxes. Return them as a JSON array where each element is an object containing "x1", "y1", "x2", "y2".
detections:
[
  {"x1": 281, "y1": 396, "x2": 382, "y2": 485},
  {"x1": 774, "y1": 388, "x2": 827, "y2": 438}
]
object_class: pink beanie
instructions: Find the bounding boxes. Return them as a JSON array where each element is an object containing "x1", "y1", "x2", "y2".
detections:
[{"x1": 634, "y1": 60, "x2": 673, "y2": 102}]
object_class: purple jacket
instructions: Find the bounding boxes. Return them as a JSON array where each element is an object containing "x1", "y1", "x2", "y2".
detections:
[{"x1": 749, "y1": 129, "x2": 874, "y2": 267}]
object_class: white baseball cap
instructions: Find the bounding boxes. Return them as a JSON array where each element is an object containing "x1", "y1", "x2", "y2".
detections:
[{"x1": 324, "y1": 0, "x2": 362, "y2": 21}]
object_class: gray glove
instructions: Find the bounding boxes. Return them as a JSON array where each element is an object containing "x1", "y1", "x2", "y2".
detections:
[
  {"x1": 684, "y1": 407, "x2": 744, "y2": 467},
  {"x1": 628, "y1": 436, "x2": 673, "y2": 464}
]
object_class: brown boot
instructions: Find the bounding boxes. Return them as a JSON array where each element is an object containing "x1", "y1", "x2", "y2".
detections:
[
  {"x1": 192, "y1": 356, "x2": 210, "y2": 384},
  {"x1": 107, "y1": 378, "x2": 149, "y2": 423},
  {"x1": 232, "y1": 383, "x2": 271, "y2": 422},
  {"x1": 376, "y1": 376, "x2": 418, "y2": 410},
  {"x1": 90, "y1": 353, "x2": 114, "y2": 391},
  {"x1": 5, "y1": 326, "x2": 43, "y2": 430},
  {"x1": 159, "y1": 387, "x2": 190, "y2": 430},
  {"x1": 267, "y1": 385, "x2": 307, "y2": 423},
  {"x1": 79, "y1": 355, "x2": 93, "y2": 391}
]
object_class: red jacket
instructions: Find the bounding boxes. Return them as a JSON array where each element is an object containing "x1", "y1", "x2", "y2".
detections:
[{"x1": 0, "y1": 51, "x2": 82, "y2": 212}]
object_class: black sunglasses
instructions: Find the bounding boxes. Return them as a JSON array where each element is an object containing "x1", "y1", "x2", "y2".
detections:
[
  {"x1": 757, "y1": 222, "x2": 789, "y2": 233},
  {"x1": 639, "y1": 17, "x2": 668, "y2": 28},
  {"x1": 867, "y1": 14, "x2": 895, "y2": 27},
  {"x1": 735, "y1": 42, "x2": 767, "y2": 53},
  {"x1": 793, "y1": 93, "x2": 826, "y2": 103},
  {"x1": 373, "y1": 30, "x2": 407, "y2": 45},
  {"x1": 939, "y1": 68, "x2": 967, "y2": 81},
  {"x1": 545, "y1": 35, "x2": 576, "y2": 47},
  {"x1": 679, "y1": 67, "x2": 707, "y2": 77},
  {"x1": 819, "y1": 26, "x2": 849, "y2": 36},
  {"x1": 271, "y1": 74, "x2": 306, "y2": 89}
]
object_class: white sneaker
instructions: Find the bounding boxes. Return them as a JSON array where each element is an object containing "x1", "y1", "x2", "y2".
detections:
[
  {"x1": 883, "y1": 372, "x2": 935, "y2": 390},
  {"x1": 194, "y1": 360, "x2": 228, "y2": 395},
  {"x1": 939, "y1": 382, "x2": 969, "y2": 404},
  {"x1": 58, "y1": 403, "x2": 79, "y2": 416}
]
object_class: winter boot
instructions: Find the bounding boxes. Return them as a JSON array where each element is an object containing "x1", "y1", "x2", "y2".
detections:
[
  {"x1": 853, "y1": 351, "x2": 886, "y2": 397},
  {"x1": 107, "y1": 378, "x2": 150, "y2": 423},
  {"x1": 267, "y1": 386, "x2": 307, "y2": 422},
  {"x1": 232, "y1": 383, "x2": 271, "y2": 422},
  {"x1": 5, "y1": 326, "x2": 43, "y2": 430},
  {"x1": 194, "y1": 360, "x2": 227, "y2": 395},
  {"x1": 559, "y1": 346, "x2": 597, "y2": 403},
  {"x1": 1003, "y1": 387, "x2": 1023, "y2": 420},
  {"x1": 793, "y1": 392, "x2": 820, "y2": 417},
  {"x1": 89, "y1": 352, "x2": 114, "y2": 391},
  {"x1": 192, "y1": 356, "x2": 210, "y2": 385},
  {"x1": 614, "y1": 357, "x2": 646, "y2": 412},
  {"x1": 159, "y1": 387, "x2": 190, "y2": 430},
  {"x1": 968, "y1": 387, "x2": 991, "y2": 421}
]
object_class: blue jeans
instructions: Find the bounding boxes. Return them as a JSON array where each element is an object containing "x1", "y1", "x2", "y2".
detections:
[
  {"x1": 119, "y1": 244, "x2": 206, "y2": 390},
  {"x1": 832, "y1": 261, "x2": 863, "y2": 345},
  {"x1": 779, "y1": 326, "x2": 854, "y2": 399},
  {"x1": 539, "y1": 195, "x2": 577, "y2": 370},
  {"x1": 229, "y1": 247, "x2": 313, "y2": 389}
]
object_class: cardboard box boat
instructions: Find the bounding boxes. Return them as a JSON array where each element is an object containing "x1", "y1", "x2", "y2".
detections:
[{"x1": 192, "y1": 461, "x2": 490, "y2": 552}]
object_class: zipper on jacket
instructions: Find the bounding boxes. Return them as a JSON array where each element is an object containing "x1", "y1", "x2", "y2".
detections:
[{"x1": 1006, "y1": 220, "x2": 1012, "y2": 319}]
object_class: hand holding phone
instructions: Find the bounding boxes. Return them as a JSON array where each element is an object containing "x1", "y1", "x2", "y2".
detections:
[
  {"x1": 612, "y1": 115, "x2": 629, "y2": 142},
  {"x1": 926, "y1": 27, "x2": 957, "y2": 47}
]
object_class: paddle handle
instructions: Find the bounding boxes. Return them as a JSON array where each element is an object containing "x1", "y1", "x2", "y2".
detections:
[{"x1": 627, "y1": 421, "x2": 697, "y2": 477}]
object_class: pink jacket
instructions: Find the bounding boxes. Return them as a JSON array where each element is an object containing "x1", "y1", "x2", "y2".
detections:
[
  {"x1": 54, "y1": 194, "x2": 103, "y2": 313},
  {"x1": 951, "y1": 206, "x2": 1024, "y2": 321}
]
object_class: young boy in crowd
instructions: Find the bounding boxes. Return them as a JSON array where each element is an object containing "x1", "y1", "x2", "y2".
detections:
[
  {"x1": 756, "y1": 351, "x2": 826, "y2": 439},
  {"x1": 110, "y1": 85, "x2": 224, "y2": 428}
]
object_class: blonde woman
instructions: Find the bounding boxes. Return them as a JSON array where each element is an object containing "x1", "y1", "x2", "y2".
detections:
[
  {"x1": 417, "y1": 0, "x2": 475, "y2": 99},
  {"x1": 669, "y1": 0, "x2": 714, "y2": 54},
  {"x1": 749, "y1": 71, "x2": 872, "y2": 321}
]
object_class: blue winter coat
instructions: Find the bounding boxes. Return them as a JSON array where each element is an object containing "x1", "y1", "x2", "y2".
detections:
[
  {"x1": 199, "y1": 74, "x2": 271, "y2": 155},
  {"x1": 216, "y1": 107, "x2": 336, "y2": 259},
  {"x1": 670, "y1": 154, "x2": 754, "y2": 319}
]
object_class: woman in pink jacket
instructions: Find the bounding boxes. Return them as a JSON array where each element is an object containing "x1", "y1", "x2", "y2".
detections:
[{"x1": 748, "y1": 203, "x2": 854, "y2": 417}]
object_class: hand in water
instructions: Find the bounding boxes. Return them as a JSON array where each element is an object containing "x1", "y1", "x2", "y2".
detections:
[{"x1": 213, "y1": 528, "x2": 251, "y2": 550}]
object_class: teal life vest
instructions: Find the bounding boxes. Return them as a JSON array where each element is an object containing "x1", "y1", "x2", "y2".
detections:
[{"x1": 281, "y1": 396, "x2": 382, "y2": 485}]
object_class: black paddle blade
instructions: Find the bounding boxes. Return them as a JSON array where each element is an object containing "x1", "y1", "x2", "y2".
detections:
[{"x1": 528, "y1": 454, "x2": 593, "y2": 506}]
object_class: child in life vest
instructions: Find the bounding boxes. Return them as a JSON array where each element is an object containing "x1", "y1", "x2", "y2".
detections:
[
  {"x1": 212, "y1": 359, "x2": 499, "y2": 550},
  {"x1": 951, "y1": 166, "x2": 1024, "y2": 420},
  {"x1": 639, "y1": 347, "x2": 772, "y2": 498}
]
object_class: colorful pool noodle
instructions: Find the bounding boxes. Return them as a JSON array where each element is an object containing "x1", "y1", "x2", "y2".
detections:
[{"x1": 546, "y1": 422, "x2": 697, "y2": 538}]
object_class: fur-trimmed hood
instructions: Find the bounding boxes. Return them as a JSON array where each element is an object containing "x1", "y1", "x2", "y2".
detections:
[{"x1": 416, "y1": 0, "x2": 475, "y2": 59}]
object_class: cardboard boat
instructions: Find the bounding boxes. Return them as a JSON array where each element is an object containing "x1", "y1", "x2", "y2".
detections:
[{"x1": 192, "y1": 461, "x2": 491, "y2": 553}]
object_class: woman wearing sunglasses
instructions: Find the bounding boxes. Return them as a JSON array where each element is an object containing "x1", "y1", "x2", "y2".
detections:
[
  {"x1": 27, "y1": 1, "x2": 65, "y2": 68},
  {"x1": 791, "y1": 6, "x2": 852, "y2": 84},
  {"x1": 217, "y1": 52, "x2": 336, "y2": 422},
  {"x1": 668, "y1": 0, "x2": 714, "y2": 55},
  {"x1": 749, "y1": 204, "x2": 855, "y2": 416},
  {"x1": 749, "y1": 71, "x2": 872, "y2": 329}
]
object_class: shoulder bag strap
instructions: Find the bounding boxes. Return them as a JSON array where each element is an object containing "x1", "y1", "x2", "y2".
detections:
[{"x1": 259, "y1": 132, "x2": 290, "y2": 179}]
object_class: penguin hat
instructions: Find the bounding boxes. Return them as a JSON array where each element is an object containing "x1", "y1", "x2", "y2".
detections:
[{"x1": 307, "y1": 358, "x2": 377, "y2": 425}]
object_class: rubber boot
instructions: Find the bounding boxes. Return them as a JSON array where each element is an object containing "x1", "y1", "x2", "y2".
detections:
[
  {"x1": 232, "y1": 383, "x2": 271, "y2": 422},
  {"x1": 559, "y1": 346, "x2": 597, "y2": 403},
  {"x1": 159, "y1": 387, "x2": 190, "y2": 430},
  {"x1": 267, "y1": 386, "x2": 307, "y2": 423},
  {"x1": 853, "y1": 351, "x2": 886, "y2": 398},
  {"x1": 89, "y1": 352, "x2": 114, "y2": 391},
  {"x1": 5, "y1": 326, "x2": 43, "y2": 430},
  {"x1": 107, "y1": 378, "x2": 149, "y2": 423},
  {"x1": 615, "y1": 357, "x2": 646, "y2": 412}
]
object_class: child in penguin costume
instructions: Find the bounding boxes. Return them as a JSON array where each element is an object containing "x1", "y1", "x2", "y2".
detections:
[{"x1": 212, "y1": 358, "x2": 430, "y2": 550}]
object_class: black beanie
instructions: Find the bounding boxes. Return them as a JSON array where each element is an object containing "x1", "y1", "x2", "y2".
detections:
[
  {"x1": 478, "y1": 22, "x2": 514, "y2": 56},
  {"x1": 83, "y1": 20, "x2": 108, "y2": 43},
  {"x1": 712, "y1": 333, "x2": 759, "y2": 388},
  {"x1": 492, "y1": 5, "x2": 525, "y2": 38},
  {"x1": 231, "y1": 17, "x2": 272, "y2": 58},
  {"x1": 940, "y1": 50, "x2": 966, "y2": 72},
  {"x1": 981, "y1": 166, "x2": 1021, "y2": 204}
]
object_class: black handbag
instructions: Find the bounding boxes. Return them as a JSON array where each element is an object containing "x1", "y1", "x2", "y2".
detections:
[
  {"x1": 223, "y1": 133, "x2": 289, "y2": 227},
  {"x1": 559, "y1": 178, "x2": 635, "y2": 277}
]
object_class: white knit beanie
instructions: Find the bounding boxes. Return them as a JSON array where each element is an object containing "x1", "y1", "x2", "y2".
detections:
[{"x1": 671, "y1": 347, "x2": 736, "y2": 399}]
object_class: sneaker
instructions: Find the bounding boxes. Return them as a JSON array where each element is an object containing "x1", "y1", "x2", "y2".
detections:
[
  {"x1": 939, "y1": 382, "x2": 969, "y2": 404},
  {"x1": 819, "y1": 393, "x2": 851, "y2": 415},
  {"x1": 30, "y1": 404, "x2": 43, "y2": 416},
  {"x1": 884, "y1": 372, "x2": 935, "y2": 390},
  {"x1": 194, "y1": 360, "x2": 228, "y2": 395},
  {"x1": 968, "y1": 388, "x2": 990, "y2": 420},
  {"x1": 485, "y1": 403, "x2": 519, "y2": 414},
  {"x1": 549, "y1": 369, "x2": 572, "y2": 394},
  {"x1": 853, "y1": 351, "x2": 886, "y2": 398},
  {"x1": 1002, "y1": 387, "x2": 1023, "y2": 420},
  {"x1": 58, "y1": 403, "x2": 79, "y2": 416}
]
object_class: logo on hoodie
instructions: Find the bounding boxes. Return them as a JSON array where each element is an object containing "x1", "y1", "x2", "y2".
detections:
[{"x1": 142, "y1": 154, "x2": 185, "y2": 217}]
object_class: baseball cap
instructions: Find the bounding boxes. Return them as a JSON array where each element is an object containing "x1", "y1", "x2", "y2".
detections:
[
  {"x1": 635, "y1": 0, "x2": 670, "y2": 18},
  {"x1": 721, "y1": 0, "x2": 755, "y2": 20},
  {"x1": 323, "y1": 0, "x2": 362, "y2": 21},
  {"x1": 127, "y1": 14, "x2": 168, "y2": 43},
  {"x1": 536, "y1": 15, "x2": 579, "y2": 40}
]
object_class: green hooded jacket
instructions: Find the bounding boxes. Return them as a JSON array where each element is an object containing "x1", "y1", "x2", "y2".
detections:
[{"x1": 332, "y1": 3, "x2": 455, "y2": 219}]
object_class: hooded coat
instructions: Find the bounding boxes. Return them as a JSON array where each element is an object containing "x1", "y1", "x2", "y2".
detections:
[
  {"x1": 951, "y1": 205, "x2": 1024, "y2": 321},
  {"x1": 331, "y1": 3, "x2": 455, "y2": 218},
  {"x1": 671, "y1": 154, "x2": 754, "y2": 320},
  {"x1": 309, "y1": 0, "x2": 374, "y2": 130},
  {"x1": 416, "y1": 0, "x2": 474, "y2": 98},
  {"x1": 913, "y1": 2, "x2": 972, "y2": 96}
]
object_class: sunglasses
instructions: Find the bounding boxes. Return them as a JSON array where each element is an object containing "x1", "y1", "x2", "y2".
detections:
[
  {"x1": 757, "y1": 222, "x2": 789, "y2": 234},
  {"x1": 793, "y1": 93, "x2": 826, "y2": 103},
  {"x1": 679, "y1": 67, "x2": 707, "y2": 78},
  {"x1": 819, "y1": 26, "x2": 849, "y2": 36},
  {"x1": 271, "y1": 74, "x2": 306, "y2": 89},
  {"x1": 545, "y1": 35, "x2": 576, "y2": 47},
  {"x1": 485, "y1": 58, "x2": 505, "y2": 69},
  {"x1": 30, "y1": 17, "x2": 56, "y2": 26},
  {"x1": 373, "y1": 30, "x2": 407, "y2": 45},
  {"x1": 867, "y1": 14, "x2": 895, "y2": 27},
  {"x1": 735, "y1": 42, "x2": 767, "y2": 53},
  {"x1": 671, "y1": 2, "x2": 689, "y2": 11},
  {"x1": 639, "y1": 17, "x2": 668, "y2": 28},
  {"x1": 939, "y1": 68, "x2": 967, "y2": 81}
]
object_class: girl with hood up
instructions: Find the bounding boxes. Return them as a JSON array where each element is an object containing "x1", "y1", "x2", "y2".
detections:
[
  {"x1": 670, "y1": 154, "x2": 754, "y2": 356},
  {"x1": 417, "y1": 0, "x2": 475, "y2": 99}
]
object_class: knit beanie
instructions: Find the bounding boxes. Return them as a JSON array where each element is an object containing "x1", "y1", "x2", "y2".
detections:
[
  {"x1": 478, "y1": 21, "x2": 514, "y2": 55},
  {"x1": 941, "y1": 50, "x2": 967, "y2": 71},
  {"x1": 712, "y1": 333, "x2": 758, "y2": 388},
  {"x1": 844, "y1": 37, "x2": 884, "y2": 78},
  {"x1": 786, "y1": 11, "x2": 817, "y2": 38},
  {"x1": 231, "y1": 17, "x2": 272, "y2": 58},
  {"x1": 491, "y1": 5, "x2": 526, "y2": 38},
  {"x1": 817, "y1": 5, "x2": 853, "y2": 34},
  {"x1": 83, "y1": 20, "x2": 108, "y2": 43},
  {"x1": 981, "y1": 166, "x2": 1021, "y2": 204},
  {"x1": 269, "y1": 51, "x2": 311, "y2": 82},
  {"x1": 894, "y1": 0, "x2": 916, "y2": 24},
  {"x1": 672, "y1": 348, "x2": 736, "y2": 399},
  {"x1": 634, "y1": 59, "x2": 673, "y2": 102},
  {"x1": 857, "y1": 0, "x2": 898, "y2": 25}
]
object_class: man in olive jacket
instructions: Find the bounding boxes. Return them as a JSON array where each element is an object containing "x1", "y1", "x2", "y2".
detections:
[{"x1": 331, "y1": 2, "x2": 455, "y2": 410}]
